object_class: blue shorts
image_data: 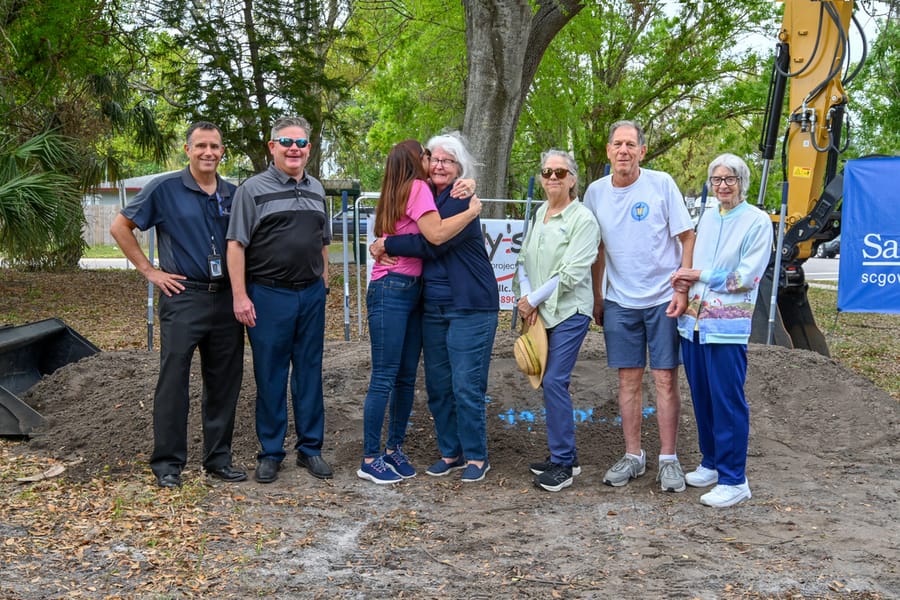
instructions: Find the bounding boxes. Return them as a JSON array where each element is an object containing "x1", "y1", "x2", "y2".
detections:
[{"x1": 602, "y1": 300, "x2": 680, "y2": 370}]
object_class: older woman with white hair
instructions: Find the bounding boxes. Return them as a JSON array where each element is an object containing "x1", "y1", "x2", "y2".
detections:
[
  {"x1": 670, "y1": 153, "x2": 773, "y2": 507},
  {"x1": 372, "y1": 131, "x2": 499, "y2": 483}
]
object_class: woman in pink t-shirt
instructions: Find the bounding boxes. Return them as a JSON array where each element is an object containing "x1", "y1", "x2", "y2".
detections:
[{"x1": 357, "y1": 139, "x2": 481, "y2": 484}]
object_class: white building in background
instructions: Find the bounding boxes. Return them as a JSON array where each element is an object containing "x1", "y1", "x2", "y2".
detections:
[
  {"x1": 81, "y1": 172, "x2": 181, "y2": 246},
  {"x1": 82, "y1": 171, "x2": 182, "y2": 208},
  {"x1": 81, "y1": 171, "x2": 247, "y2": 246}
]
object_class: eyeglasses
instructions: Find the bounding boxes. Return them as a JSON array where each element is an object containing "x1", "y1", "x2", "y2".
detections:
[
  {"x1": 429, "y1": 157, "x2": 457, "y2": 167},
  {"x1": 541, "y1": 168, "x2": 570, "y2": 179},
  {"x1": 273, "y1": 137, "x2": 309, "y2": 149},
  {"x1": 709, "y1": 175, "x2": 739, "y2": 187}
]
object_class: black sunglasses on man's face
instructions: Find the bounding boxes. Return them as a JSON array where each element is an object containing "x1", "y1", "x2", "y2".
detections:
[{"x1": 273, "y1": 137, "x2": 309, "y2": 149}]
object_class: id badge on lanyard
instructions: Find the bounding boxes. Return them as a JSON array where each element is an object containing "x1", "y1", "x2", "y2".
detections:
[{"x1": 208, "y1": 236, "x2": 224, "y2": 280}]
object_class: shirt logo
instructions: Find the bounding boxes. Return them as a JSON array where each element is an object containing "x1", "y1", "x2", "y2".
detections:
[{"x1": 631, "y1": 201, "x2": 650, "y2": 221}]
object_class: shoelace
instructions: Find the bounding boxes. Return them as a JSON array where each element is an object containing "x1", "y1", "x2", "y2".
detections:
[
  {"x1": 615, "y1": 457, "x2": 640, "y2": 472},
  {"x1": 389, "y1": 449, "x2": 410, "y2": 464},
  {"x1": 659, "y1": 462, "x2": 682, "y2": 478},
  {"x1": 370, "y1": 458, "x2": 391, "y2": 472},
  {"x1": 550, "y1": 467, "x2": 570, "y2": 482}
]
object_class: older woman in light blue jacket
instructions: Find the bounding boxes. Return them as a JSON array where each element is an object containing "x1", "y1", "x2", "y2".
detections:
[{"x1": 670, "y1": 153, "x2": 773, "y2": 508}]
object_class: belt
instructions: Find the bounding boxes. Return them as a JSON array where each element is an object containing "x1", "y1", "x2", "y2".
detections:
[
  {"x1": 181, "y1": 280, "x2": 227, "y2": 292},
  {"x1": 251, "y1": 276, "x2": 318, "y2": 290}
]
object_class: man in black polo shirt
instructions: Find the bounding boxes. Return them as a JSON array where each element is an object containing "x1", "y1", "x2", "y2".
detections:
[
  {"x1": 110, "y1": 121, "x2": 246, "y2": 488},
  {"x1": 226, "y1": 115, "x2": 333, "y2": 484}
]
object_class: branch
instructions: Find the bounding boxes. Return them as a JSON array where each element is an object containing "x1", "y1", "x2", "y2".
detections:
[{"x1": 129, "y1": 81, "x2": 190, "y2": 109}]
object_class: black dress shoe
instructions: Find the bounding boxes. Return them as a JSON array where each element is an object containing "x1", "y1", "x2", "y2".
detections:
[
  {"x1": 297, "y1": 454, "x2": 333, "y2": 479},
  {"x1": 255, "y1": 459, "x2": 280, "y2": 483},
  {"x1": 208, "y1": 465, "x2": 248, "y2": 482},
  {"x1": 156, "y1": 473, "x2": 182, "y2": 488}
]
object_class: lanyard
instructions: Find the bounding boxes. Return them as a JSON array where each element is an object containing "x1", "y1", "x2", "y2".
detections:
[{"x1": 204, "y1": 190, "x2": 225, "y2": 256}]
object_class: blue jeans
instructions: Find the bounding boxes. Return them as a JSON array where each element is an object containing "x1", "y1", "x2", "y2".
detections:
[
  {"x1": 362, "y1": 273, "x2": 422, "y2": 457},
  {"x1": 543, "y1": 313, "x2": 591, "y2": 467},
  {"x1": 247, "y1": 280, "x2": 326, "y2": 462},
  {"x1": 422, "y1": 305, "x2": 498, "y2": 462}
]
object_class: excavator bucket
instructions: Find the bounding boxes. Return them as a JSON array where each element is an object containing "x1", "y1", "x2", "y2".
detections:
[
  {"x1": 0, "y1": 318, "x2": 100, "y2": 436},
  {"x1": 751, "y1": 264, "x2": 830, "y2": 357},
  {"x1": 750, "y1": 267, "x2": 794, "y2": 349}
]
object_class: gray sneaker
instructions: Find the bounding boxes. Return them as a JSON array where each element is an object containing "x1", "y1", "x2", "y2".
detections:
[
  {"x1": 657, "y1": 459, "x2": 686, "y2": 493},
  {"x1": 603, "y1": 454, "x2": 646, "y2": 487}
]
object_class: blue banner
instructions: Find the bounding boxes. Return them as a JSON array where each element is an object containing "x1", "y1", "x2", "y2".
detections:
[{"x1": 837, "y1": 156, "x2": 900, "y2": 313}]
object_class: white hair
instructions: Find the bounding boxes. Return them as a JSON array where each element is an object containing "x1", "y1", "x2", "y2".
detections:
[{"x1": 426, "y1": 131, "x2": 477, "y2": 179}]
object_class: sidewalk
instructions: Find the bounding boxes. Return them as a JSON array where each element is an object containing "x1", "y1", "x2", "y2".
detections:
[{"x1": 79, "y1": 258, "x2": 132, "y2": 269}]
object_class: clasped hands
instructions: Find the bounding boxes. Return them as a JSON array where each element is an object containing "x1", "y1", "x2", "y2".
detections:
[
  {"x1": 369, "y1": 237, "x2": 393, "y2": 265},
  {"x1": 369, "y1": 179, "x2": 479, "y2": 266},
  {"x1": 670, "y1": 267, "x2": 699, "y2": 293},
  {"x1": 665, "y1": 267, "x2": 700, "y2": 318}
]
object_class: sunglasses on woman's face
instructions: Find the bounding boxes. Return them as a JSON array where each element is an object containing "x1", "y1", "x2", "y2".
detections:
[{"x1": 541, "y1": 167, "x2": 569, "y2": 179}]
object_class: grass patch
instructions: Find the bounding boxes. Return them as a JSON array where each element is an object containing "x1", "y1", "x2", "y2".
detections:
[
  {"x1": 82, "y1": 244, "x2": 131, "y2": 258},
  {"x1": 808, "y1": 285, "x2": 900, "y2": 400}
]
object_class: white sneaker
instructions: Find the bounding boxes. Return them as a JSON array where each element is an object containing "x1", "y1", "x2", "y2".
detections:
[
  {"x1": 685, "y1": 465, "x2": 718, "y2": 488},
  {"x1": 700, "y1": 481, "x2": 751, "y2": 507}
]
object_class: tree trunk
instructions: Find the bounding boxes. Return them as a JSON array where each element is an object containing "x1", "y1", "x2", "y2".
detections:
[{"x1": 462, "y1": 0, "x2": 583, "y2": 214}]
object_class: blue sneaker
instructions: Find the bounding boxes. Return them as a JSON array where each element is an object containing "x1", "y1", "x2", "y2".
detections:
[
  {"x1": 425, "y1": 456, "x2": 466, "y2": 477},
  {"x1": 383, "y1": 447, "x2": 416, "y2": 478},
  {"x1": 460, "y1": 461, "x2": 490, "y2": 483},
  {"x1": 357, "y1": 457, "x2": 402, "y2": 485}
]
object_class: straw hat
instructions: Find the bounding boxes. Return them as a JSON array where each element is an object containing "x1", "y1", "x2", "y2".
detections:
[{"x1": 514, "y1": 316, "x2": 548, "y2": 389}]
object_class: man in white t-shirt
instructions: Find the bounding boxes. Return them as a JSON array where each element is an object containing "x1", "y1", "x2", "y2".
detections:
[{"x1": 584, "y1": 121, "x2": 695, "y2": 493}]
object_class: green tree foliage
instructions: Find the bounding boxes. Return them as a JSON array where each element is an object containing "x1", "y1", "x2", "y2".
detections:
[
  {"x1": 140, "y1": 0, "x2": 367, "y2": 175},
  {"x1": 1, "y1": 0, "x2": 108, "y2": 110},
  {"x1": 1, "y1": 0, "x2": 174, "y2": 268},
  {"x1": 331, "y1": 0, "x2": 585, "y2": 201},
  {"x1": 1, "y1": 0, "x2": 171, "y2": 176},
  {"x1": 461, "y1": 0, "x2": 584, "y2": 207},
  {"x1": 852, "y1": 14, "x2": 900, "y2": 155},
  {"x1": 323, "y1": 0, "x2": 469, "y2": 190},
  {"x1": 342, "y1": 0, "x2": 777, "y2": 202},
  {"x1": 0, "y1": 132, "x2": 86, "y2": 270},
  {"x1": 514, "y1": 0, "x2": 776, "y2": 201}
]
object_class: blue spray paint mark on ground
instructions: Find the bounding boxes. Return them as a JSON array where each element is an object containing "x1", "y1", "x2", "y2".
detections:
[{"x1": 498, "y1": 405, "x2": 656, "y2": 430}]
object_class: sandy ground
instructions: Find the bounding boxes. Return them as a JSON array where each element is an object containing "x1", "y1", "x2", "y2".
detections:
[{"x1": 1, "y1": 324, "x2": 897, "y2": 599}]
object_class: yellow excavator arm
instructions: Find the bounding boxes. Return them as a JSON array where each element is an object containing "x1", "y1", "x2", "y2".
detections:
[
  {"x1": 780, "y1": 0, "x2": 854, "y2": 260},
  {"x1": 752, "y1": 0, "x2": 864, "y2": 355}
]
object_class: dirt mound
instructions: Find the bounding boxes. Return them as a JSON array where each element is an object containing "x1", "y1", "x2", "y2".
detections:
[{"x1": 11, "y1": 330, "x2": 900, "y2": 598}]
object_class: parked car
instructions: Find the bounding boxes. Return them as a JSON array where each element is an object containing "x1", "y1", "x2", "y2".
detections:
[
  {"x1": 331, "y1": 205, "x2": 375, "y2": 238},
  {"x1": 815, "y1": 234, "x2": 840, "y2": 258},
  {"x1": 330, "y1": 204, "x2": 375, "y2": 263}
]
